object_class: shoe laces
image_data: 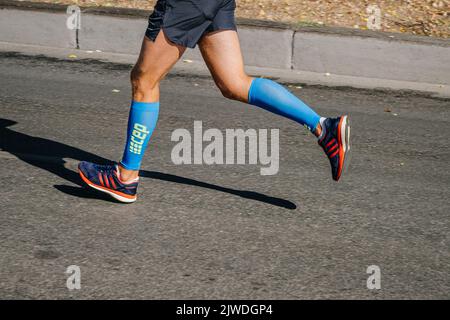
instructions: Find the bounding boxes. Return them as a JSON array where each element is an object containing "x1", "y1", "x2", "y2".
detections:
[{"x1": 93, "y1": 163, "x2": 117, "y2": 176}]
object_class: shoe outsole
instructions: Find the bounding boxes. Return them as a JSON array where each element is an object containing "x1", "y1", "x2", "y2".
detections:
[
  {"x1": 336, "y1": 115, "x2": 351, "y2": 181},
  {"x1": 78, "y1": 168, "x2": 137, "y2": 203}
]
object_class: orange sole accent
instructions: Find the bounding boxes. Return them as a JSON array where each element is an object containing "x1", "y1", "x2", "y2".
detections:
[
  {"x1": 336, "y1": 116, "x2": 346, "y2": 181},
  {"x1": 79, "y1": 169, "x2": 136, "y2": 200}
]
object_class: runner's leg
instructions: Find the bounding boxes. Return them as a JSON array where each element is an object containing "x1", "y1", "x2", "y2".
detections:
[
  {"x1": 198, "y1": 30, "x2": 322, "y2": 135},
  {"x1": 119, "y1": 32, "x2": 186, "y2": 181},
  {"x1": 198, "y1": 30, "x2": 350, "y2": 181}
]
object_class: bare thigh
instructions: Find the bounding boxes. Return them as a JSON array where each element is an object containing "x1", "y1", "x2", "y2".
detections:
[
  {"x1": 132, "y1": 31, "x2": 186, "y2": 102},
  {"x1": 199, "y1": 30, "x2": 253, "y2": 103}
]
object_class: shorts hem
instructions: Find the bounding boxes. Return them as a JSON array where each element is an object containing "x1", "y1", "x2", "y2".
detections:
[
  {"x1": 204, "y1": 26, "x2": 237, "y2": 35},
  {"x1": 145, "y1": 28, "x2": 193, "y2": 48}
]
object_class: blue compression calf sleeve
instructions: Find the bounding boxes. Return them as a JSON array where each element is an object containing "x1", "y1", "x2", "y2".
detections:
[
  {"x1": 120, "y1": 101, "x2": 159, "y2": 170},
  {"x1": 248, "y1": 78, "x2": 321, "y2": 132}
]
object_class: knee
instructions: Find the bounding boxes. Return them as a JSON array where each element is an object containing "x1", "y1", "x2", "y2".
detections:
[
  {"x1": 220, "y1": 85, "x2": 239, "y2": 100},
  {"x1": 130, "y1": 65, "x2": 142, "y2": 85},
  {"x1": 218, "y1": 76, "x2": 252, "y2": 102},
  {"x1": 130, "y1": 65, "x2": 159, "y2": 93}
]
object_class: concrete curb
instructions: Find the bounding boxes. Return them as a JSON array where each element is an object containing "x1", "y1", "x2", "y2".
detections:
[
  {"x1": 2, "y1": 42, "x2": 449, "y2": 99},
  {"x1": 0, "y1": 0, "x2": 449, "y2": 87}
]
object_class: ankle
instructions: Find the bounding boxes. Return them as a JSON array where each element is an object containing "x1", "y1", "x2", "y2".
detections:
[
  {"x1": 314, "y1": 124, "x2": 322, "y2": 138},
  {"x1": 315, "y1": 117, "x2": 327, "y2": 139},
  {"x1": 118, "y1": 164, "x2": 139, "y2": 182}
]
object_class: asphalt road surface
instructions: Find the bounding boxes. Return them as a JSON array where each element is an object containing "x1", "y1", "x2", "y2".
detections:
[{"x1": 0, "y1": 52, "x2": 449, "y2": 299}]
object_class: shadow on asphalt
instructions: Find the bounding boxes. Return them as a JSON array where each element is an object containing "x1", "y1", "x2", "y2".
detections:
[
  {"x1": 0, "y1": 118, "x2": 297, "y2": 209},
  {"x1": 139, "y1": 171, "x2": 297, "y2": 209}
]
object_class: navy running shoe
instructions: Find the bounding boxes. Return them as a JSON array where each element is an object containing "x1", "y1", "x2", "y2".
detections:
[
  {"x1": 78, "y1": 161, "x2": 138, "y2": 203},
  {"x1": 318, "y1": 116, "x2": 351, "y2": 181}
]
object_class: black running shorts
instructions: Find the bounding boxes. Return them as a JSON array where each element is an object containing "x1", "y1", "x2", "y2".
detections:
[{"x1": 145, "y1": 0, "x2": 237, "y2": 48}]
